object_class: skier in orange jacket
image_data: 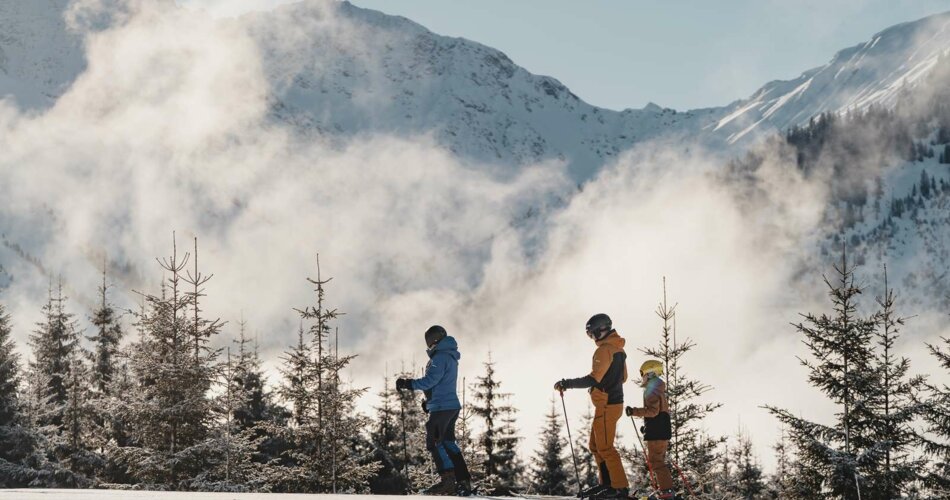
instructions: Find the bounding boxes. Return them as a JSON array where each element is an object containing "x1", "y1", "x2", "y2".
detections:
[{"x1": 555, "y1": 314, "x2": 629, "y2": 499}]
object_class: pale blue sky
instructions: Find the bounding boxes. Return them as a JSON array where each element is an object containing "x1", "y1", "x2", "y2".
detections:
[{"x1": 185, "y1": 0, "x2": 950, "y2": 110}]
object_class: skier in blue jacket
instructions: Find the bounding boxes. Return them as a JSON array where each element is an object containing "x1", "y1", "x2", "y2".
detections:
[{"x1": 397, "y1": 325, "x2": 472, "y2": 496}]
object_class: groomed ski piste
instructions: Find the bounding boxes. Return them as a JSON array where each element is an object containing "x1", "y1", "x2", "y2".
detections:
[{"x1": 0, "y1": 491, "x2": 579, "y2": 500}]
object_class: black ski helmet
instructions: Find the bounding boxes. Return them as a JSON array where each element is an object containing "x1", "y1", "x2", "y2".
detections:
[
  {"x1": 585, "y1": 314, "x2": 612, "y2": 340},
  {"x1": 425, "y1": 325, "x2": 447, "y2": 348}
]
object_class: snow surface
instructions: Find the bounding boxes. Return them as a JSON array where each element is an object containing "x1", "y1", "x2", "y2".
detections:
[{"x1": 0, "y1": 491, "x2": 525, "y2": 500}]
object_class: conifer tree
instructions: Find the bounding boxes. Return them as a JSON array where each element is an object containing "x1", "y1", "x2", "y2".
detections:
[
  {"x1": 196, "y1": 344, "x2": 272, "y2": 492},
  {"x1": 457, "y1": 377, "x2": 486, "y2": 490},
  {"x1": 376, "y1": 367, "x2": 429, "y2": 494},
  {"x1": 529, "y1": 398, "x2": 570, "y2": 495},
  {"x1": 766, "y1": 249, "x2": 883, "y2": 500},
  {"x1": 641, "y1": 278, "x2": 722, "y2": 493},
  {"x1": 28, "y1": 280, "x2": 81, "y2": 430},
  {"x1": 726, "y1": 431, "x2": 766, "y2": 500},
  {"x1": 230, "y1": 320, "x2": 273, "y2": 433},
  {"x1": 0, "y1": 303, "x2": 42, "y2": 486},
  {"x1": 117, "y1": 235, "x2": 222, "y2": 486},
  {"x1": 769, "y1": 427, "x2": 794, "y2": 498},
  {"x1": 87, "y1": 265, "x2": 125, "y2": 456},
  {"x1": 272, "y1": 257, "x2": 379, "y2": 493},
  {"x1": 868, "y1": 265, "x2": 924, "y2": 497},
  {"x1": 60, "y1": 351, "x2": 99, "y2": 477},
  {"x1": 88, "y1": 265, "x2": 123, "y2": 396},
  {"x1": 368, "y1": 374, "x2": 406, "y2": 494},
  {"x1": 278, "y1": 322, "x2": 312, "y2": 427},
  {"x1": 471, "y1": 353, "x2": 523, "y2": 495},
  {"x1": 919, "y1": 332, "x2": 950, "y2": 494}
]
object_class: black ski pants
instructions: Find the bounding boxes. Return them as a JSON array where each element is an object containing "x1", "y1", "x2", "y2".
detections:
[{"x1": 426, "y1": 409, "x2": 471, "y2": 481}]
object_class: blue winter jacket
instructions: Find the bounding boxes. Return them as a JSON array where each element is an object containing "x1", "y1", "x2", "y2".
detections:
[{"x1": 411, "y1": 335, "x2": 462, "y2": 412}]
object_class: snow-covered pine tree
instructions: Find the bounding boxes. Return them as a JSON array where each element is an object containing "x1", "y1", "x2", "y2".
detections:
[
  {"x1": 471, "y1": 353, "x2": 523, "y2": 495},
  {"x1": 28, "y1": 280, "x2": 81, "y2": 431},
  {"x1": 497, "y1": 408, "x2": 525, "y2": 493},
  {"x1": 0, "y1": 303, "x2": 43, "y2": 486},
  {"x1": 457, "y1": 377, "x2": 487, "y2": 491},
  {"x1": 867, "y1": 265, "x2": 924, "y2": 497},
  {"x1": 768, "y1": 427, "x2": 793, "y2": 498},
  {"x1": 26, "y1": 279, "x2": 98, "y2": 483},
  {"x1": 278, "y1": 321, "x2": 312, "y2": 427},
  {"x1": 86, "y1": 264, "x2": 125, "y2": 460},
  {"x1": 396, "y1": 366, "x2": 435, "y2": 493},
  {"x1": 230, "y1": 319, "x2": 276, "y2": 434},
  {"x1": 368, "y1": 374, "x2": 407, "y2": 494},
  {"x1": 60, "y1": 350, "x2": 100, "y2": 479},
  {"x1": 88, "y1": 265, "x2": 123, "y2": 397},
  {"x1": 641, "y1": 278, "x2": 722, "y2": 495},
  {"x1": 919, "y1": 329, "x2": 950, "y2": 494},
  {"x1": 196, "y1": 344, "x2": 270, "y2": 492},
  {"x1": 529, "y1": 398, "x2": 570, "y2": 495},
  {"x1": 272, "y1": 257, "x2": 378, "y2": 493},
  {"x1": 766, "y1": 248, "x2": 881, "y2": 500},
  {"x1": 231, "y1": 320, "x2": 289, "y2": 470},
  {"x1": 117, "y1": 235, "x2": 221, "y2": 487},
  {"x1": 322, "y1": 327, "x2": 380, "y2": 493},
  {"x1": 99, "y1": 347, "x2": 135, "y2": 484},
  {"x1": 724, "y1": 431, "x2": 766, "y2": 500},
  {"x1": 686, "y1": 431, "x2": 724, "y2": 497}
]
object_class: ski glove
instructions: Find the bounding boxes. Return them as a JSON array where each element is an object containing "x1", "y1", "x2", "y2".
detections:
[
  {"x1": 556, "y1": 375, "x2": 597, "y2": 392},
  {"x1": 421, "y1": 400, "x2": 429, "y2": 413},
  {"x1": 395, "y1": 378, "x2": 413, "y2": 391},
  {"x1": 625, "y1": 406, "x2": 635, "y2": 417}
]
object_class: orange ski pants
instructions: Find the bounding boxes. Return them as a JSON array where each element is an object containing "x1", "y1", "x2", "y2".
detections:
[
  {"x1": 646, "y1": 440, "x2": 673, "y2": 490},
  {"x1": 589, "y1": 404, "x2": 629, "y2": 489}
]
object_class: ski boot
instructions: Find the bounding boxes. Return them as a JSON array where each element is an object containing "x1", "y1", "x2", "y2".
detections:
[
  {"x1": 456, "y1": 479, "x2": 475, "y2": 497},
  {"x1": 578, "y1": 484, "x2": 607, "y2": 498},
  {"x1": 424, "y1": 471, "x2": 457, "y2": 496}
]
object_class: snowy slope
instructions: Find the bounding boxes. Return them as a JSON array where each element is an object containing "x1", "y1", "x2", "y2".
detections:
[
  {"x1": 0, "y1": 0, "x2": 84, "y2": 109},
  {"x1": 244, "y1": 1, "x2": 720, "y2": 181},
  {"x1": 3, "y1": 0, "x2": 950, "y2": 180},
  {"x1": 820, "y1": 151, "x2": 950, "y2": 310},
  {"x1": 710, "y1": 11, "x2": 950, "y2": 144}
]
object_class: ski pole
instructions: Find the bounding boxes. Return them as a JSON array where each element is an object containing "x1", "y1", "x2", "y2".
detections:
[
  {"x1": 630, "y1": 416, "x2": 659, "y2": 492},
  {"x1": 399, "y1": 390, "x2": 411, "y2": 493},
  {"x1": 559, "y1": 390, "x2": 583, "y2": 496},
  {"x1": 669, "y1": 458, "x2": 695, "y2": 498}
]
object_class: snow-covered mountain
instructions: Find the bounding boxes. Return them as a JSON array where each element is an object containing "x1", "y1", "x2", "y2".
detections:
[
  {"x1": 711, "y1": 11, "x2": 950, "y2": 144},
  {"x1": 3, "y1": 0, "x2": 950, "y2": 181},
  {"x1": 0, "y1": 0, "x2": 84, "y2": 110}
]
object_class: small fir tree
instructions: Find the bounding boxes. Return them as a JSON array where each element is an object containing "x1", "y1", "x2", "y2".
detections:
[{"x1": 529, "y1": 398, "x2": 570, "y2": 495}]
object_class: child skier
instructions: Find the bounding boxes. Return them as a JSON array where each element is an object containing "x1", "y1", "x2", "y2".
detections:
[
  {"x1": 625, "y1": 360, "x2": 675, "y2": 500},
  {"x1": 396, "y1": 325, "x2": 473, "y2": 496},
  {"x1": 554, "y1": 313, "x2": 630, "y2": 499}
]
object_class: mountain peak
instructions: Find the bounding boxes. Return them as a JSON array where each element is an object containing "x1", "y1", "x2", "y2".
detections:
[{"x1": 711, "y1": 9, "x2": 950, "y2": 143}]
